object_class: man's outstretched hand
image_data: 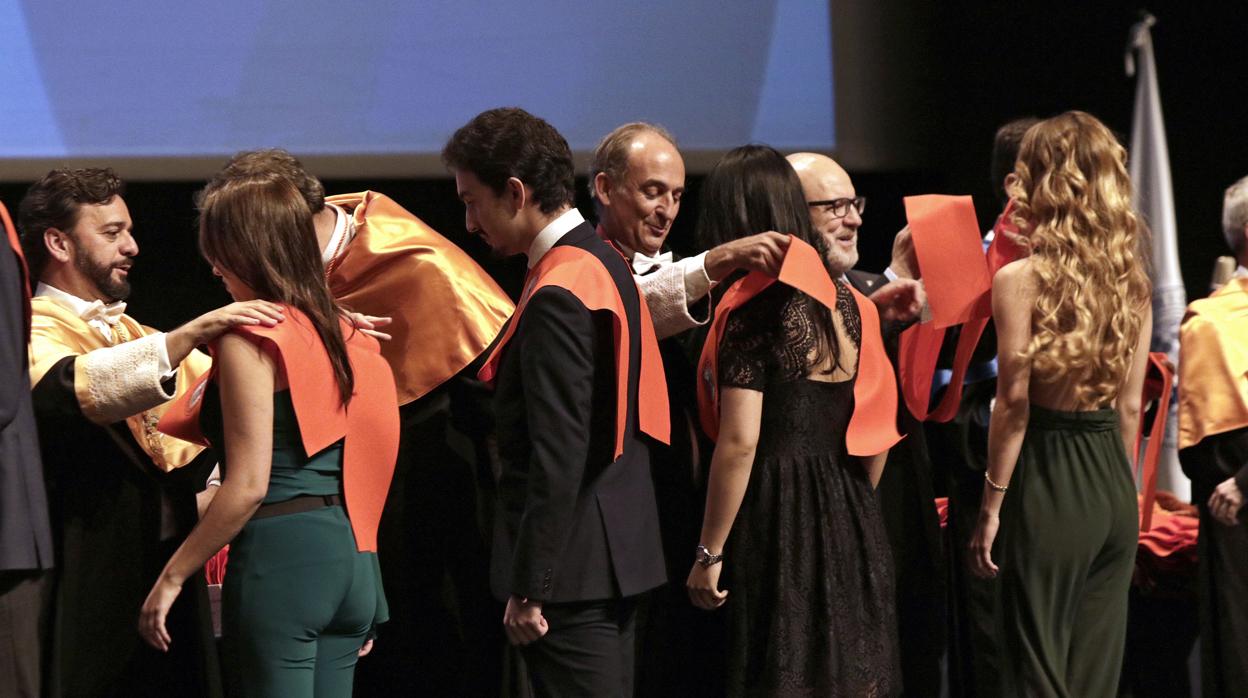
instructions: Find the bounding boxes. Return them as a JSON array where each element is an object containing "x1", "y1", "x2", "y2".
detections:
[{"x1": 869, "y1": 278, "x2": 925, "y2": 324}]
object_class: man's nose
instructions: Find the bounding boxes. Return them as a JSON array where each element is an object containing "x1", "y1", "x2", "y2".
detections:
[
  {"x1": 845, "y1": 206, "x2": 863, "y2": 228},
  {"x1": 120, "y1": 231, "x2": 139, "y2": 256}
]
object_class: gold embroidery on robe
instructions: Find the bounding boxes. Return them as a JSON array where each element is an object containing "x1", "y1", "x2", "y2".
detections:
[{"x1": 29, "y1": 297, "x2": 209, "y2": 471}]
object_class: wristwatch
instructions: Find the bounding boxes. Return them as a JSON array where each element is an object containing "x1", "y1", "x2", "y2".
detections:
[{"x1": 695, "y1": 544, "x2": 724, "y2": 568}]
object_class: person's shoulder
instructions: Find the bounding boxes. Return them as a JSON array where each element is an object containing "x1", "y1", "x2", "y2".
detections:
[{"x1": 992, "y1": 257, "x2": 1036, "y2": 294}]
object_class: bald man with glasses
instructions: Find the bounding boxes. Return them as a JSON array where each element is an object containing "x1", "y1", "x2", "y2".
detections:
[{"x1": 789, "y1": 152, "x2": 944, "y2": 695}]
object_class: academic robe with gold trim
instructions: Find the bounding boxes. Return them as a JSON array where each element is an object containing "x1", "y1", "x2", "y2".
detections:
[
  {"x1": 323, "y1": 192, "x2": 513, "y2": 694},
  {"x1": 1177, "y1": 277, "x2": 1248, "y2": 694},
  {"x1": 28, "y1": 297, "x2": 220, "y2": 698},
  {"x1": 325, "y1": 191, "x2": 512, "y2": 405}
]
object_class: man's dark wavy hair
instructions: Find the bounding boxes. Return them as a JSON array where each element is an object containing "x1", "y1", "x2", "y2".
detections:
[
  {"x1": 442, "y1": 107, "x2": 575, "y2": 213},
  {"x1": 18, "y1": 167, "x2": 125, "y2": 280}
]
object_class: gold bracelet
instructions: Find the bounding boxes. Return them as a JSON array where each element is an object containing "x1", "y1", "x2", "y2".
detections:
[{"x1": 984, "y1": 471, "x2": 1009, "y2": 492}]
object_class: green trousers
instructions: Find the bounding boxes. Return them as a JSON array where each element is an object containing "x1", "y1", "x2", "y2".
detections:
[
  {"x1": 998, "y1": 406, "x2": 1138, "y2": 697},
  {"x1": 222, "y1": 506, "x2": 385, "y2": 698}
]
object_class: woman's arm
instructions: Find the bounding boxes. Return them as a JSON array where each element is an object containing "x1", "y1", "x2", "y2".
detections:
[
  {"x1": 139, "y1": 332, "x2": 276, "y2": 650},
  {"x1": 863, "y1": 451, "x2": 889, "y2": 489},
  {"x1": 687, "y1": 387, "x2": 763, "y2": 610},
  {"x1": 1117, "y1": 306, "x2": 1154, "y2": 457},
  {"x1": 970, "y1": 261, "x2": 1034, "y2": 579}
]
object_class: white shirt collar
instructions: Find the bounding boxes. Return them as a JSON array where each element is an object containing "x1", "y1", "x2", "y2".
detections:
[
  {"x1": 611, "y1": 239, "x2": 674, "y2": 272},
  {"x1": 527, "y1": 208, "x2": 585, "y2": 268},
  {"x1": 321, "y1": 202, "x2": 355, "y2": 265},
  {"x1": 35, "y1": 282, "x2": 99, "y2": 316},
  {"x1": 34, "y1": 282, "x2": 126, "y2": 339}
]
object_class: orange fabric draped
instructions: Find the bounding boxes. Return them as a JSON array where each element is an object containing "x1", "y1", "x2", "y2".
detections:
[
  {"x1": 158, "y1": 308, "x2": 400, "y2": 553},
  {"x1": 1134, "y1": 352, "x2": 1174, "y2": 532},
  {"x1": 898, "y1": 196, "x2": 1023, "y2": 423},
  {"x1": 478, "y1": 245, "x2": 670, "y2": 457},
  {"x1": 696, "y1": 236, "x2": 902, "y2": 457},
  {"x1": 325, "y1": 192, "x2": 513, "y2": 406}
]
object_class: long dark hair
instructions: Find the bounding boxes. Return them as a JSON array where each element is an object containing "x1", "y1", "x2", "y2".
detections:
[
  {"x1": 197, "y1": 174, "x2": 354, "y2": 405},
  {"x1": 696, "y1": 144, "x2": 841, "y2": 372}
]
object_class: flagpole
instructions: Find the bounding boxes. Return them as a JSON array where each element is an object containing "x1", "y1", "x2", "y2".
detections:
[{"x1": 1126, "y1": 12, "x2": 1191, "y2": 501}]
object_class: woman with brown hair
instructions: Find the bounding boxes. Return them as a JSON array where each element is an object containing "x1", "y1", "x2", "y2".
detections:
[
  {"x1": 137, "y1": 174, "x2": 399, "y2": 697},
  {"x1": 969, "y1": 111, "x2": 1153, "y2": 696}
]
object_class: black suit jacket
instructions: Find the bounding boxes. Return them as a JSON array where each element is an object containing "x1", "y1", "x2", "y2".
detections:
[
  {"x1": 0, "y1": 238, "x2": 52, "y2": 572},
  {"x1": 490, "y1": 222, "x2": 666, "y2": 603}
]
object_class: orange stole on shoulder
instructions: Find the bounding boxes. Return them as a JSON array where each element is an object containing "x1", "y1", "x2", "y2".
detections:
[
  {"x1": 158, "y1": 309, "x2": 400, "y2": 553},
  {"x1": 478, "y1": 245, "x2": 670, "y2": 457},
  {"x1": 696, "y1": 236, "x2": 902, "y2": 457},
  {"x1": 897, "y1": 196, "x2": 1022, "y2": 423}
]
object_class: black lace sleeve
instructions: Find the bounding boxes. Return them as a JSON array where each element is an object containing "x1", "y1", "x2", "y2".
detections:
[{"x1": 718, "y1": 285, "x2": 787, "y2": 391}]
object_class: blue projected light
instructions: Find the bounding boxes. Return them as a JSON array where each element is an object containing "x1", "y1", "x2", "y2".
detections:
[{"x1": 0, "y1": 1, "x2": 833, "y2": 164}]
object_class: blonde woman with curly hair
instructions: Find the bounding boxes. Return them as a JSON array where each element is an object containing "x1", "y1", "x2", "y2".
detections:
[{"x1": 968, "y1": 111, "x2": 1153, "y2": 696}]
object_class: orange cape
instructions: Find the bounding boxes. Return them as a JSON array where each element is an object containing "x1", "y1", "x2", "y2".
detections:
[
  {"x1": 696, "y1": 236, "x2": 902, "y2": 457},
  {"x1": 478, "y1": 245, "x2": 670, "y2": 457},
  {"x1": 158, "y1": 308, "x2": 400, "y2": 553},
  {"x1": 1178, "y1": 277, "x2": 1248, "y2": 450},
  {"x1": 326, "y1": 192, "x2": 513, "y2": 405}
]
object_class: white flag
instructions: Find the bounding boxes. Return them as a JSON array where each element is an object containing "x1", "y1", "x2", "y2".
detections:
[{"x1": 1127, "y1": 13, "x2": 1190, "y2": 501}]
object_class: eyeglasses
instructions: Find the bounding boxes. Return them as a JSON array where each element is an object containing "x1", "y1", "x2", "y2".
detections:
[{"x1": 807, "y1": 196, "x2": 866, "y2": 219}]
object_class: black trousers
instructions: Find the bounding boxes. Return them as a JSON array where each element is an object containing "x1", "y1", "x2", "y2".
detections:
[
  {"x1": 0, "y1": 571, "x2": 50, "y2": 698},
  {"x1": 521, "y1": 598, "x2": 637, "y2": 698},
  {"x1": 1195, "y1": 499, "x2": 1248, "y2": 696}
]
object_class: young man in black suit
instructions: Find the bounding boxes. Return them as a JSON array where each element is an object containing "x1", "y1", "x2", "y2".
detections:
[{"x1": 443, "y1": 108, "x2": 668, "y2": 697}]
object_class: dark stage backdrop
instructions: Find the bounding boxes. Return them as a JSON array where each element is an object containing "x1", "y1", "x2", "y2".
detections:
[{"x1": 927, "y1": 2, "x2": 1248, "y2": 306}]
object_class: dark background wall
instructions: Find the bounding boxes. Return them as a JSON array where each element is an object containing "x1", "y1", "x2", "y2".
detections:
[{"x1": 2, "y1": 2, "x2": 1244, "y2": 332}]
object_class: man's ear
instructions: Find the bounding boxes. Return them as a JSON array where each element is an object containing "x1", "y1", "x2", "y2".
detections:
[
  {"x1": 505, "y1": 177, "x2": 527, "y2": 213},
  {"x1": 1002, "y1": 173, "x2": 1019, "y2": 195},
  {"x1": 593, "y1": 172, "x2": 613, "y2": 207},
  {"x1": 43, "y1": 228, "x2": 73, "y2": 264}
]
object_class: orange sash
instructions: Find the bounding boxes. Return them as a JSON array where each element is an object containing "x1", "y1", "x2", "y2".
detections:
[
  {"x1": 158, "y1": 308, "x2": 400, "y2": 553},
  {"x1": 478, "y1": 246, "x2": 670, "y2": 457},
  {"x1": 1135, "y1": 352, "x2": 1174, "y2": 532},
  {"x1": 696, "y1": 236, "x2": 902, "y2": 457},
  {"x1": 898, "y1": 197, "x2": 1023, "y2": 422},
  {"x1": 1, "y1": 201, "x2": 31, "y2": 339}
]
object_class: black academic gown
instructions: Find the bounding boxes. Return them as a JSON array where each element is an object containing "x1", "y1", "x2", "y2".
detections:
[
  {"x1": 32, "y1": 357, "x2": 221, "y2": 698},
  {"x1": 1180, "y1": 427, "x2": 1248, "y2": 697}
]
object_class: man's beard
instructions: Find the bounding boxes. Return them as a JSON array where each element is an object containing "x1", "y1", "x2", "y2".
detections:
[
  {"x1": 75, "y1": 249, "x2": 130, "y2": 301},
  {"x1": 825, "y1": 248, "x2": 859, "y2": 277}
]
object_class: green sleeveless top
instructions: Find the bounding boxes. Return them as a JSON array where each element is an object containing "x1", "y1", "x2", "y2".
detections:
[{"x1": 202, "y1": 386, "x2": 345, "y2": 503}]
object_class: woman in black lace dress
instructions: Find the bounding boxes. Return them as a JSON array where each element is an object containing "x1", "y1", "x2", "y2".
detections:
[{"x1": 686, "y1": 145, "x2": 900, "y2": 696}]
